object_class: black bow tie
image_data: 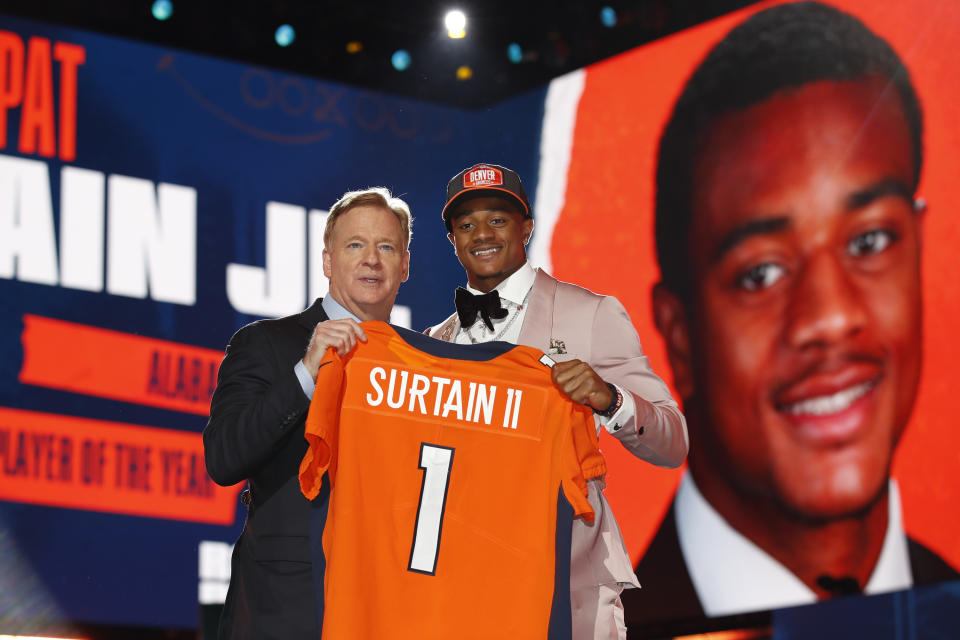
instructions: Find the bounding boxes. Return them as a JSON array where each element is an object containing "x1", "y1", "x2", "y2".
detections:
[
  {"x1": 815, "y1": 574, "x2": 862, "y2": 596},
  {"x1": 455, "y1": 287, "x2": 509, "y2": 332}
]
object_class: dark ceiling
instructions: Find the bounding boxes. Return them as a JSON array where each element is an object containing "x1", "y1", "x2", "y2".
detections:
[{"x1": 2, "y1": 0, "x2": 760, "y2": 108}]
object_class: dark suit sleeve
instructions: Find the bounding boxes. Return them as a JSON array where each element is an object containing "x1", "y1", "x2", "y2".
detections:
[{"x1": 203, "y1": 323, "x2": 312, "y2": 486}]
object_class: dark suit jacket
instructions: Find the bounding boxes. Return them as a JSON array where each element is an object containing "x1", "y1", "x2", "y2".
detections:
[
  {"x1": 622, "y1": 499, "x2": 960, "y2": 631},
  {"x1": 204, "y1": 299, "x2": 328, "y2": 640}
]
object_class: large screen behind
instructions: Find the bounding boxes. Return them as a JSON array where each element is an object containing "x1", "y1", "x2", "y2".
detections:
[
  {"x1": 4, "y1": 0, "x2": 959, "y2": 634},
  {"x1": 538, "y1": 0, "x2": 960, "y2": 628}
]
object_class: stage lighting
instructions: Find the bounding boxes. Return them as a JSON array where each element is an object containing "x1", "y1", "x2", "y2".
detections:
[
  {"x1": 445, "y1": 10, "x2": 466, "y2": 38},
  {"x1": 456, "y1": 65, "x2": 473, "y2": 80},
  {"x1": 346, "y1": 41, "x2": 363, "y2": 54},
  {"x1": 392, "y1": 49, "x2": 411, "y2": 71},
  {"x1": 600, "y1": 6, "x2": 617, "y2": 27},
  {"x1": 0, "y1": 636, "x2": 89, "y2": 640},
  {"x1": 151, "y1": 0, "x2": 173, "y2": 21},
  {"x1": 275, "y1": 24, "x2": 295, "y2": 47},
  {"x1": 507, "y1": 43, "x2": 522, "y2": 63}
]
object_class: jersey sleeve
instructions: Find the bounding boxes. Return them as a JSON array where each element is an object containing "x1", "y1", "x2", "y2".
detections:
[
  {"x1": 560, "y1": 405, "x2": 607, "y2": 523},
  {"x1": 298, "y1": 348, "x2": 344, "y2": 500}
]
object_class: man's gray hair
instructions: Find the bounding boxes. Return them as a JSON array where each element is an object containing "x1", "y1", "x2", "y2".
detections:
[{"x1": 324, "y1": 187, "x2": 413, "y2": 250}]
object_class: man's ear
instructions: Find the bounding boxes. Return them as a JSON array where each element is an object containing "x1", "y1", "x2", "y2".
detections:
[
  {"x1": 914, "y1": 196, "x2": 927, "y2": 250},
  {"x1": 522, "y1": 217, "x2": 534, "y2": 244},
  {"x1": 322, "y1": 249, "x2": 332, "y2": 279},
  {"x1": 447, "y1": 232, "x2": 456, "y2": 247},
  {"x1": 652, "y1": 282, "x2": 695, "y2": 400},
  {"x1": 401, "y1": 250, "x2": 410, "y2": 283}
]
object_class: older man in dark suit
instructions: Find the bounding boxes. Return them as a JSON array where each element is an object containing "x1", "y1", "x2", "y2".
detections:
[{"x1": 203, "y1": 187, "x2": 411, "y2": 639}]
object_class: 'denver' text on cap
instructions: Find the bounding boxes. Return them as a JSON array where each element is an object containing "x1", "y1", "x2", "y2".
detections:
[{"x1": 464, "y1": 165, "x2": 502, "y2": 188}]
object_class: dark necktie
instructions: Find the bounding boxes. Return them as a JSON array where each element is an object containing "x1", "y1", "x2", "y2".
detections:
[
  {"x1": 454, "y1": 287, "x2": 509, "y2": 332},
  {"x1": 815, "y1": 574, "x2": 862, "y2": 596}
]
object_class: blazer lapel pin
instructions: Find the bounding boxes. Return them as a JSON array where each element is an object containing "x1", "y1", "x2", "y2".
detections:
[
  {"x1": 548, "y1": 338, "x2": 567, "y2": 355},
  {"x1": 438, "y1": 319, "x2": 457, "y2": 342}
]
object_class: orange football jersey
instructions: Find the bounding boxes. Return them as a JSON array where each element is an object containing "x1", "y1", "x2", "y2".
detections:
[{"x1": 299, "y1": 321, "x2": 605, "y2": 639}]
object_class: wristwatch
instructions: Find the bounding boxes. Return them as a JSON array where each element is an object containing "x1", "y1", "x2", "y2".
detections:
[{"x1": 595, "y1": 382, "x2": 623, "y2": 418}]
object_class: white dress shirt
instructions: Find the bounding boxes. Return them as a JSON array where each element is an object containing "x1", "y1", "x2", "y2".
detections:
[
  {"x1": 675, "y1": 472, "x2": 913, "y2": 617},
  {"x1": 294, "y1": 296, "x2": 360, "y2": 400},
  {"x1": 453, "y1": 262, "x2": 636, "y2": 436}
]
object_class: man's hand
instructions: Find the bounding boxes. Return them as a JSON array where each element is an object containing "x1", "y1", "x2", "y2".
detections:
[
  {"x1": 551, "y1": 359, "x2": 613, "y2": 412},
  {"x1": 303, "y1": 319, "x2": 367, "y2": 380}
]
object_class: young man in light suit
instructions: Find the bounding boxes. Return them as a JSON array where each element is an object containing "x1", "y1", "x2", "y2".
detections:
[{"x1": 426, "y1": 163, "x2": 688, "y2": 639}]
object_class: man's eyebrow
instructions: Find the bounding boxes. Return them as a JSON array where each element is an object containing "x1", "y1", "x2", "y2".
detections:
[
  {"x1": 846, "y1": 178, "x2": 913, "y2": 210},
  {"x1": 454, "y1": 207, "x2": 516, "y2": 218},
  {"x1": 345, "y1": 234, "x2": 398, "y2": 243},
  {"x1": 711, "y1": 216, "x2": 790, "y2": 264}
]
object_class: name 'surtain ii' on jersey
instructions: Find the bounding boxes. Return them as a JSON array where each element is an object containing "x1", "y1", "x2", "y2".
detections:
[
  {"x1": 364, "y1": 365, "x2": 525, "y2": 430},
  {"x1": 300, "y1": 322, "x2": 605, "y2": 639}
]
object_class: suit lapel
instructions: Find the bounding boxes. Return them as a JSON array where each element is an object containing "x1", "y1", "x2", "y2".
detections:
[
  {"x1": 518, "y1": 269, "x2": 556, "y2": 350},
  {"x1": 298, "y1": 298, "x2": 330, "y2": 331},
  {"x1": 907, "y1": 537, "x2": 960, "y2": 584}
]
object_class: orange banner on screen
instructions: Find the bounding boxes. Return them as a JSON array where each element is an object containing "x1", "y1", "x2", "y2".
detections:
[
  {"x1": 0, "y1": 407, "x2": 242, "y2": 524},
  {"x1": 20, "y1": 314, "x2": 222, "y2": 416}
]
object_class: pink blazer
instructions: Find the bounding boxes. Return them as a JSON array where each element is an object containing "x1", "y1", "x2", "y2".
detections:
[{"x1": 428, "y1": 269, "x2": 688, "y2": 588}]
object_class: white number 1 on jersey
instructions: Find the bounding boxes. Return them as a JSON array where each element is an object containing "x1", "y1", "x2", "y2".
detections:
[{"x1": 408, "y1": 443, "x2": 454, "y2": 575}]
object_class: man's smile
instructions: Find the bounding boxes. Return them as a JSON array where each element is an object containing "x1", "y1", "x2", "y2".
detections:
[
  {"x1": 772, "y1": 360, "x2": 884, "y2": 444},
  {"x1": 471, "y1": 246, "x2": 502, "y2": 258},
  {"x1": 778, "y1": 379, "x2": 876, "y2": 416}
]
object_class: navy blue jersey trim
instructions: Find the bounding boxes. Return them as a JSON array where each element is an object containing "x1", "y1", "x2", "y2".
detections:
[
  {"x1": 386, "y1": 322, "x2": 519, "y2": 361},
  {"x1": 548, "y1": 488, "x2": 574, "y2": 640},
  {"x1": 308, "y1": 473, "x2": 331, "y2": 633}
]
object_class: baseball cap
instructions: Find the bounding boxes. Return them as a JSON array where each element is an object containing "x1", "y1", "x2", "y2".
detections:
[{"x1": 441, "y1": 163, "x2": 531, "y2": 231}]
